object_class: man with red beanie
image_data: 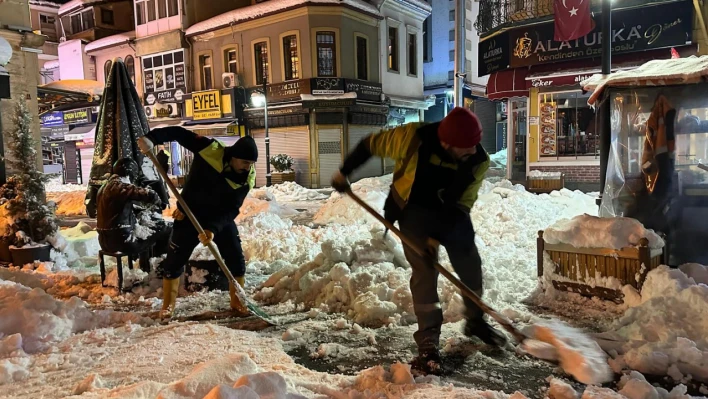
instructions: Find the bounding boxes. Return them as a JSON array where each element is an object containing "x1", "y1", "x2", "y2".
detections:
[{"x1": 332, "y1": 107, "x2": 505, "y2": 375}]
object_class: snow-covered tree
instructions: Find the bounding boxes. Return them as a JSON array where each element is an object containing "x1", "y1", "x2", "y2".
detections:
[{"x1": 2, "y1": 98, "x2": 58, "y2": 245}]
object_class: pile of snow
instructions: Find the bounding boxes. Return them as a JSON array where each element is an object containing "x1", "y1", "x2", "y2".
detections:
[
  {"x1": 47, "y1": 191, "x2": 86, "y2": 216},
  {"x1": 543, "y1": 214, "x2": 664, "y2": 250},
  {"x1": 257, "y1": 177, "x2": 598, "y2": 325},
  {"x1": 545, "y1": 373, "x2": 699, "y2": 399},
  {"x1": 0, "y1": 280, "x2": 151, "y2": 356},
  {"x1": 252, "y1": 182, "x2": 328, "y2": 202},
  {"x1": 47, "y1": 222, "x2": 100, "y2": 269},
  {"x1": 596, "y1": 265, "x2": 708, "y2": 383},
  {"x1": 45, "y1": 179, "x2": 86, "y2": 193},
  {"x1": 490, "y1": 149, "x2": 508, "y2": 168}
]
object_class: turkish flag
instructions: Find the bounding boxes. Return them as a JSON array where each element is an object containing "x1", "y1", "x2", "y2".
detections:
[{"x1": 554, "y1": 0, "x2": 594, "y2": 42}]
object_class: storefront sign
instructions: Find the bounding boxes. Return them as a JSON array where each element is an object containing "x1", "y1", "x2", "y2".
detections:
[
  {"x1": 246, "y1": 104, "x2": 306, "y2": 118},
  {"x1": 344, "y1": 79, "x2": 383, "y2": 102},
  {"x1": 311, "y1": 78, "x2": 344, "y2": 95},
  {"x1": 145, "y1": 103, "x2": 180, "y2": 119},
  {"x1": 63, "y1": 108, "x2": 91, "y2": 125},
  {"x1": 478, "y1": 32, "x2": 510, "y2": 77},
  {"x1": 192, "y1": 90, "x2": 222, "y2": 120},
  {"x1": 528, "y1": 73, "x2": 595, "y2": 88},
  {"x1": 508, "y1": 1, "x2": 692, "y2": 68},
  {"x1": 145, "y1": 87, "x2": 186, "y2": 105},
  {"x1": 261, "y1": 79, "x2": 311, "y2": 102},
  {"x1": 41, "y1": 111, "x2": 64, "y2": 127},
  {"x1": 302, "y1": 98, "x2": 356, "y2": 108}
]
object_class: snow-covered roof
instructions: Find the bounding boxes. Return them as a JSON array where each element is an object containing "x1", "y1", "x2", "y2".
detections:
[
  {"x1": 29, "y1": 0, "x2": 62, "y2": 9},
  {"x1": 186, "y1": 0, "x2": 381, "y2": 37},
  {"x1": 43, "y1": 59, "x2": 60, "y2": 69},
  {"x1": 85, "y1": 31, "x2": 135, "y2": 53},
  {"x1": 300, "y1": 92, "x2": 357, "y2": 101},
  {"x1": 59, "y1": 0, "x2": 102, "y2": 16},
  {"x1": 41, "y1": 79, "x2": 105, "y2": 97},
  {"x1": 582, "y1": 55, "x2": 708, "y2": 105}
]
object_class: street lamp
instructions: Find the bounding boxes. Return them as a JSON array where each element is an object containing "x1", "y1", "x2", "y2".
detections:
[{"x1": 250, "y1": 76, "x2": 270, "y2": 186}]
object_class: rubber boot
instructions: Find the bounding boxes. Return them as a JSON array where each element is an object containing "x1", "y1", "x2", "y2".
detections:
[
  {"x1": 229, "y1": 276, "x2": 250, "y2": 316},
  {"x1": 160, "y1": 278, "x2": 180, "y2": 320}
]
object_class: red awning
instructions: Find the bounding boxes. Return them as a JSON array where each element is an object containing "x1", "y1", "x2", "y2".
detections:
[{"x1": 486, "y1": 68, "x2": 529, "y2": 100}]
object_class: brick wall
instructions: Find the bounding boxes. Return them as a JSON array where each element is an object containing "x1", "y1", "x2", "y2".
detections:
[{"x1": 530, "y1": 165, "x2": 601, "y2": 184}]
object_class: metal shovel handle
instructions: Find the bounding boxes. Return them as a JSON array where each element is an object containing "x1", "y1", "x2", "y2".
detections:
[{"x1": 344, "y1": 188, "x2": 527, "y2": 343}]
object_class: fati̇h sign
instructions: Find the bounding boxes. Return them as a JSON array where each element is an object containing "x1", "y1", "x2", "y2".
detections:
[
  {"x1": 478, "y1": 1, "x2": 692, "y2": 75},
  {"x1": 509, "y1": 1, "x2": 692, "y2": 68}
]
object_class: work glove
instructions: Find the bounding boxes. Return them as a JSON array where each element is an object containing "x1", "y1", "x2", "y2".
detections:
[
  {"x1": 198, "y1": 230, "x2": 214, "y2": 246},
  {"x1": 138, "y1": 136, "x2": 154, "y2": 155},
  {"x1": 331, "y1": 171, "x2": 350, "y2": 193}
]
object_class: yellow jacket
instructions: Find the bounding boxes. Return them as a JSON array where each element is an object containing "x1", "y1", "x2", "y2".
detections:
[{"x1": 362, "y1": 123, "x2": 489, "y2": 212}]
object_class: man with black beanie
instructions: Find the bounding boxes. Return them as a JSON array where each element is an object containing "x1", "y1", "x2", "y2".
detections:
[{"x1": 139, "y1": 126, "x2": 258, "y2": 319}]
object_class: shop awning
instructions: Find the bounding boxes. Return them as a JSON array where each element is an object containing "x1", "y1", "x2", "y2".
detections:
[
  {"x1": 149, "y1": 120, "x2": 185, "y2": 130},
  {"x1": 64, "y1": 124, "x2": 96, "y2": 143},
  {"x1": 486, "y1": 68, "x2": 529, "y2": 100},
  {"x1": 388, "y1": 94, "x2": 430, "y2": 110},
  {"x1": 182, "y1": 119, "x2": 238, "y2": 137}
]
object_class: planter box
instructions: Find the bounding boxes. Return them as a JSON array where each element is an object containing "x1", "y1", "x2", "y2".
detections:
[
  {"x1": 537, "y1": 231, "x2": 664, "y2": 303},
  {"x1": 10, "y1": 243, "x2": 52, "y2": 266},
  {"x1": 271, "y1": 171, "x2": 295, "y2": 185},
  {"x1": 527, "y1": 173, "x2": 565, "y2": 193}
]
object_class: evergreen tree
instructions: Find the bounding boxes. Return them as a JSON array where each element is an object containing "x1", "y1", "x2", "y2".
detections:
[{"x1": 3, "y1": 98, "x2": 58, "y2": 245}]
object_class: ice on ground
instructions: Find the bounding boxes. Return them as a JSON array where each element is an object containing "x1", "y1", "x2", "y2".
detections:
[
  {"x1": 0, "y1": 279, "x2": 152, "y2": 354},
  {"x1": 596, "y1": 265, "x2": 708, "y2": 383},
  {"x1": 543, "y1": 214, "x2": 664, "y2": 250}
]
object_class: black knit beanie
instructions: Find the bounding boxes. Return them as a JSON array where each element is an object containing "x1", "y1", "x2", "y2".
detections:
[{"x1": 226, "y1": 136, "x2": 258, "y2": 162}]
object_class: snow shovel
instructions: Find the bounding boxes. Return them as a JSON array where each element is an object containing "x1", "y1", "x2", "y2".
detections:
[
  {"x1": 140, "y1": 138, "x2": 275, "y2": 325},
  {"x1": 344, "y1": 188, "x2": 613, "y2": 385}
]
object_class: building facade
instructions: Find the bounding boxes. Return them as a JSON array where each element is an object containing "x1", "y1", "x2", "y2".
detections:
[
  {"x1": 476, "y1": 0, "x2": 701, "y2": 189},
  {"x1": 372, "y1": 0, "x2": 430, "y2": 128},
  {"x1": 0, "y1": 0, "x2": 47, "y2": 179},
  {"x1": 29, "y1": 0, "x2": 62, "y2": 85},
  {"x1": 184, "y1": 0, "x2": 387, "y2": 188}
]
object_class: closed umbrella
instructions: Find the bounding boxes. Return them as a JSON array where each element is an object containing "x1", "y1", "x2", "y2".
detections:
[{"x1": 84, "y1": 58, "x2": 168, "y2": 217}]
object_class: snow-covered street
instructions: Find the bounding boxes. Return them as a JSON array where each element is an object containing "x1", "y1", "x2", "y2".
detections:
[{"x1": 1, "y1": 177, "x2": 707, "y2": 398}]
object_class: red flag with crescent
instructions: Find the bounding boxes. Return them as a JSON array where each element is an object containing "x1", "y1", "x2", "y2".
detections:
[{"x1": 554, "y1": 0, "x2": 594, "y2": 42}]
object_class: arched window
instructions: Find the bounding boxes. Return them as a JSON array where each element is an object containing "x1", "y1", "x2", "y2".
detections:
[
  {"x1": 104, "y1": 60, "x2": 112, "y2": 83},
  {"x1": 125, "y1": 55, "x2": 135, "y2": 84}
]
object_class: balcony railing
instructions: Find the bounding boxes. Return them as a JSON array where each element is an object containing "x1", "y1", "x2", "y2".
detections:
[{"x1": 475, "y1": 0, "x2": 609, "y2": 36}]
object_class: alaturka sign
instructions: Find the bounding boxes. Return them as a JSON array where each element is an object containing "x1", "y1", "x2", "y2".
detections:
[
  {"x1": 509, "y1": 1, "x2": 692, "y2": 68},
  {"x1": 477, "y1": 0, "x2": 692, "y2": 75}
]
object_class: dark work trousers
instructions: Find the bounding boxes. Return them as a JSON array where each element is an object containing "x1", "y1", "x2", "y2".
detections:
[
  {"x1": 398, "y1": 204, "x2": 484, "y2": 352},
  {"x1": 159, "y1": 219, "x2": 246, "y2": 280}
]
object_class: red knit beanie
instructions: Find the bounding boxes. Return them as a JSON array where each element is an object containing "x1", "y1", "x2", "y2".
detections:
[{"x1": 437, "y1": 107, "x2": 482, "y2": 148}]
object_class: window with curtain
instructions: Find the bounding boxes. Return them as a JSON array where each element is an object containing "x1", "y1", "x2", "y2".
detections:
[
  {"x1": 407, "y1": 33, "x2": 417, "y2": 76},
  {"x1": 224, "y1": 49, "x2": 238, "y2": 74},
  {"x1": 158, "y1": 0, "x2": 167, "y2": 19},
  {"x1": 167, "y1": 0, "x2": 178, "y2": 16},
  {"x1": 387, "y1": 27, "x2": 398, "y2": 72},
  {"x1": 104, "y1": 60, "x2": 112, "y2": 83},
  {"x1": 199, "y1": 54, "x2": 213, "y2": 90},
  {"x1": 254, "y1": 41, "x2": 269, "y2": 85},
  {"x1": 125, "y1": 56, "x2": 135, "y2": 84},
  {"x1": 147, "y1": 0, "x2": 156, "y2": 21},
  {"x1": 316, "y1": 31, "x2": 336, "y2": 77},
  {"x1": 135, "y1": 0, "x2": 146, "y2": 25},
  {"x1": 356, "y1": 36, "x2": 367, "y2": 80},
  {"x1": 282, "y1": 35, "x2": 299, "y2": 81}
]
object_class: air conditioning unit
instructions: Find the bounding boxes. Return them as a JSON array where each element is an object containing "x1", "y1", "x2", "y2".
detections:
[{"x1": 222, "y1": 72, "x2": 239, "y2": 88}]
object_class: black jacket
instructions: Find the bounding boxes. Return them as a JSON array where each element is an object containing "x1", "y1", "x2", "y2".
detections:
[
  {"x1": 96, "y1": 174, "x2": 160, "y2": 236},
  {"x1": 145, "y1": 127, "x2": 255, "y2": 232}
]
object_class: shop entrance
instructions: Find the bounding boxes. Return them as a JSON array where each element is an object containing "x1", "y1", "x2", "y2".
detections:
[
  {"x1": 508, "y1": 99, "x2": 527, "y2": 182},
  {"x1": 538, "y1": 90, "x2": 598, "y2": 159}
]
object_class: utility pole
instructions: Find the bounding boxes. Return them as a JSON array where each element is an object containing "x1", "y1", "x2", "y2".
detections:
[
  {"x1": 263, "y1": 74, "x2": 271, "y2": 187},
  {"x1": 454, "y1": 0, "x2": 466, "y2": 108}
]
